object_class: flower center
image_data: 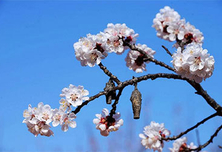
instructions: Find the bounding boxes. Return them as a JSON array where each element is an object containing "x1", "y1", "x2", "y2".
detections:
[
  {"x1": 100, "y1": 116, "x2": 116, "y2": 129},
  {"x1": 159, "y1": 130, "x2": 166, "y2": 138},
  {"x1": 195, "y1": 56, "x2": 201, "y2": 65},
  {"x1": 184, "y1": 33, "x2": 194, "y2": 44},
  {"x1": 43, "y1": 113, "x2": 49, "y2": 120},
  {"x1": 135, "y1": 54, "x2": 145, "y2": 66},
  {"x1": 70, "y1": 94, "x2": 78, "y2": 101},
  {"x1": 90, "y1": 52, "x2": 98, "y2": 61},
  {"x1": 179, "y1": 143, "x2": 187, "y2": 152},
  {"x1": 113, "y1": 40, "x2": 120, "y2": 47},
  {"x1": 95, "y1": 43, "x2": 105, "y2": 53}
]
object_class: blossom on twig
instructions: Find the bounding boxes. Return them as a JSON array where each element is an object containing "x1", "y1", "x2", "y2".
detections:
[
  {"x1": 125, "y1": 43, "x2": 155, "y2": 73},
  {"x1": 60, "y1": 84, "x2": 89, "y2": 107},
  {"x1": 139, "y1": 121, "x2": 170, "y2": 152},
  {"x1": 93, "y1": 108, "x2": 123, "y2": 136},
  {"x1": 172, "y1": 43, "x2": 214, "y2": 83}
]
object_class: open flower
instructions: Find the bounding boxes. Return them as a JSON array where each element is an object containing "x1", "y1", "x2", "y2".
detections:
[
  {"x1": 74, "y1": 33, "x2": 108, "y2": 67},
  {"x1": 153, "y1": 6, "x2": 181, "y2": 41},
  {"x1": 104, "y1": 23, "x2": 138, "y2": 54},
  {"x1": 23, "y1": 102, "x2": 54, "y2": 137},
  {"x1": 169, "y1": 137, "x2": 198, "y2": 152},
  {"x1": 172, "y1": 43, "x2": 214, "y2": 83},
  {"x1": 38, "y1": 104, "x2": 53, "y2": 124},
  {"x1": 60, "y1": 84, "x2": 89, "y2": 107},
  {"x1": 52, "y1": 108, "x2": 65, "y2": 127},
  {"x1": 139, "y1": 121, "x2": 170, "y2": 152},
  {"x1": 93, "y1": 108, "x2": 123, "y2": 136},
  {"x1": 125, "y1": 44, "x2": 155, "y2": 73},
  {"x1": 60, "y1": 113, "x2": 77, "y2": 132}
]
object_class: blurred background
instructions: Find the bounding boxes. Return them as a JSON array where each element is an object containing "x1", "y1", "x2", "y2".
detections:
[{"x1": 0, "y1": 0, "x2": 222, "y2": 151}]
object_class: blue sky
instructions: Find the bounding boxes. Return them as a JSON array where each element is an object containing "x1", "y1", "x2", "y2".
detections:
[{"x1": 0, "y1": 1, "x2": 222, "y2": 152}]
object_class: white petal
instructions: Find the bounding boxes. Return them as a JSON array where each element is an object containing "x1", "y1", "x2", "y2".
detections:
[
  {"x1": 69, "y1": 121, "x2": 77, "y2": 128},
  {"x1": 93, "y1": 118, "x2": 100, "y2": 124},
  {"x1": 139, "y1": 133, "x2": 146, "y2": 139},
  {"x1": 99, "y1": 124, "x2": 106, "y2": 131},
  {"x1": 52, "y1": 121, "x2": 60, "y2": 127},
  {"x1": 100, "y1": 130, "x2": 109, "y2": 136},
  {"x1": 62, "y1": 124, "x2": 69, "y2": 132}
]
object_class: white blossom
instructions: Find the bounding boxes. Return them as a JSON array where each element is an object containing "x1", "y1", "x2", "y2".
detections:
[
  {"x1": 104, "y1": 23, "x2": 138, "y2": 54},
  {"x1": 169, "y1": 137, "x2": 187, "y2": 152},
  {"x1": 74, "y1": 33, "x2": 108, "y2": 67},
  {"x1": 125, "y1": 44, "x2": 155, "y2": 73},
  {"x1": 174, "y1": 22, "x2": 204, "y2": 48},
  {"x1": 52, "y1": 108, "x2": 65, "y2": 127},
  {"x1": 93, "y1": 108, "x2": 123, "y2": 136},
  {"x1": 153, "y1": 6, "x2": 204, "y2": 49},
  {"x1": 59, "y1": 98, "x2": 72, "y2": 112},
  {"x1": 172, "y1": 43, "x2": 214, "y2": 83},
  {"x1": 166, "y1": 19, "x2": 186, "y2": 42},
  {"x1": 22, "y1": 102, "x2": 54, "y2": 137},
  {"x1": 26, "y1": 121, "x2": 54, "y2": 137},
  {"x1": 38, "y1": 104, "x2": 53, "y2": 124},
  {"x1": 139, "y1": 121, "x2": 170, "y2": 152},
  {"x1": 153, "y1": 6, "x2": 181, "y2": 41},
  {"x1": 169, "y1": 137, "x2": 199, "y2": 152},
  {"x1": 60, "y1": 84, "x2": 89, "y2": 107},
  {"x1": 60, "y1": 113, "x2": 77, "y2": 132}
]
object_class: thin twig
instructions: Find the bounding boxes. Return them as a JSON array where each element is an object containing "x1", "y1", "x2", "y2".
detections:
[
  {"x1": 110, "y1": 88, "x2": 123, "y2": 117},
  {"x1": 98, "y1": 62, "x2": 121, "y2": 85},
  {"x1": 123, "y1": 40, "x2": 175, "y2": 72},
  {"x1": 162, "y1": 45, "x2": 172, "y2": 56},
  {"x1": 192, "y1": 124, "x2": 222, "y2": 151},
  {"x1": 162, "y1": 112, "x2": 218, "y2": 141},
  {"x1": 187, "y1": 80, "x2": 222, "y2": 115}
]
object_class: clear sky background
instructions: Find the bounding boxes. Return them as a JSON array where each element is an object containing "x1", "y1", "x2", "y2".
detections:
[{"x1": 0, "y1": 0, "x2": 222, "y2": 152}]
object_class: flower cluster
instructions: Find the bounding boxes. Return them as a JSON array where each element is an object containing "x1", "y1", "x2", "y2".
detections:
[
  {"x1": 74, "y1": 23, "x2": 155, "y2": 73},
  {"x1": 23, "y1": 84, "x2": 89, "y2": 136},
  {"x1": 153, "y1": 6, "x2": 203, "y2": 48},
  {"x1": 172, "y1": 43, "x2": 214, "y2": 83},
  {"x1": 23, "y1": 102, "x2": 54, "y2": 137},
  {"x1": 169, "y1": 137, "x2": 198, "y2": 152},
  {"x1": 23, "y1": 102, "x2": 77, "y2": 136},
  {"x1": 125, "y1": 44, "x2": 156, "y2": 73},
  {"x1": 93, "y1": 108, "x2": 123, "y2": 136},
  {"x1": 74, "y1": 33, "x2": 108, "y2": 67},
  {"x1": 104, "y1": 23, "x2": 138, "y2": 54},
  {"x1": 139, "y1": 121, "x2": 170, "y2": 152}
]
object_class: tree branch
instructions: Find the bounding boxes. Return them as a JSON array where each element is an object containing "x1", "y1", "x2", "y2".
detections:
[
  {"x1": 192, "y1": 124, "x2": 222, "y2": 151},
  {"x1": 110, "y1": 88, "x2": 123, "y2": 117},
  {"x1": 162, "y1": 45, "x2": 172, "y2": 56},
  {"x1": 123, "y1": 40, "x2": 175, "y2": 72},
  {"x1": 73, "y1": 73, "x2": 186, "y2": 114},
  {"x1": 187, "y1": 80, "x2": 222, "y2": 115},
  {"x1": 162, "y1": 112, "x2": 218, "y2": 141},
  {"x1": 98, "y1": 62, "x2": 121, "y2": 85}
]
